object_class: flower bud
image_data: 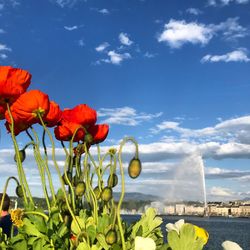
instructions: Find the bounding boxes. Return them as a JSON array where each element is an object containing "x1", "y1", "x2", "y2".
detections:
[
  {"x1": 75, "y1": 181, "x2": 86, "y2": 196},
  {"x1": 105, "y1": 229, "x2": 117, "y2": 245},
  {"x1": 107, "y1": 173, "x2": 118, "y2": 188},
  {"x1": 14, "y1": 149, "x2": 26, "y2": 163},
  {"x1": 101, "y1": 187, "x2": 113, "y2": 202},
  {"x1": 93, "y1": 186, "x2": 101, "y2": 200},
  {"x1": 128, "y1": 157, "x2": 142, "y2": 179},
  {"x1": 84, "y1": 133, "x2": 93, "y2": 144},
  {"x1": 15, "y1": 185, "x2": 24, "y2": 198}
]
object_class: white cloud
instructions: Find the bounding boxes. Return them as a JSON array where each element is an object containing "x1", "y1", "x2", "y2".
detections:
[
  {"x1": 64, "y1": 25, "x2": 78, "y2": 31},
  {"x1": 0, "y1": 43, "x2": 11, "y2": 51},
  {"x1": 158, "y1": 19, "x2": 213, "y2": 48},
  {"x1": 207, "y1": 0, "x2": 249, "y2": 6},
  {"x1": 0, "y1": 29, "x2": 5, "y2": 34},
  {"x1": 98, "y1": 8, "x2": 109, "y2": 15},
  {"x1": 186, "y1": 8, "x2": 203, "y2": 15},
  {"x1": 144, "y1": 52, "x2": 157, "y2": 58},
  {"x1": 152, "y1": 115, "x2": 250, "y2": 145},
  {"x1": 201, "y1": 48, "x2": 250, "y2": 63},
  {"x1": 103, "y1": 50, "x2": 131, "y2": 65},
  {"x1": 98, "y1": 107, "x2": 162, "y2": 126},
  {"x1": 0, "y1": 4, "x2": 4, "y2": 10},
  {"x1": 0, "y1": 53, "x2": 7, "y2": 59},
  {"x1": 119, "y1": 32, "x2": 133, "y2": 46},
  {"x1": 158, "y1": 17, "x2": 248, "y2": 49},
  {"x1": 78, "y1": 39, "x2": 85, "y2": 47},
  {"x1": 209, "y1": 186, "x2": 233, "y2": 196},
  {"x1": 95, "y1": 42, "x2": 109, "y2": 52}
]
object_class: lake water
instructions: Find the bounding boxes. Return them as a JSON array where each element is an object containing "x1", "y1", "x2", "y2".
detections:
[{"x1": 123, "y1": 215, "x2": 250, "y2": 250}]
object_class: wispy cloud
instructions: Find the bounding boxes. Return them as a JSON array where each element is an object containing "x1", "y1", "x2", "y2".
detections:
[
  {"x1": 207, "y1": 0, "x2": 249, "y2": 6},
  {"x1": 201, "y1": 48, "x2": 250, "y2": 63},
  {"x1": 98, "y1": 8, "x2": 109, "y2": 15},
  {"x1": 95, "y1": 42, "x2": 110, "y2": 52},
  {"x1": 0, "y1": 29, "x2": 5, "y2": 34},
  {"x1": 212, "y1": 17, "x2": 248, "y2": 41},
  {"x1": 78, "y1": 39, "x2": 85, "y2": 47},
  {"x1": 144, "y1": 52, "x2": 157, "y2": 58},
  {"x1": 119, "y1": 32, "x2": 133, "y2": 46},
  {"x1": 158, "y1": 19, "x2": 213, "y2": 48},
  {"x1": 51, "y1": 0, "x2": 83, "y2": 8},
  {"x1": 0, "y1": 3, "x2": 4, "y2": 10},
  {"x1": 186, "y1": 8, "x2": 203, "y2": 15},
  {"x1": 98, "y1": 107, "x2": 162, "y2": 126},
  {"x1": 64, "y1": 25, "x2": 78, "y2": 31}
]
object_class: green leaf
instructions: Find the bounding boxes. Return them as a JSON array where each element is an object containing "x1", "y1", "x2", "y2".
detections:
[
  {"x1": 9, "y1": 234, "x2": 28, "y2": 250},
  {"x1": 76, "y1": 242, "x2": 91, "y2": 250},
  {"x1": 22, "y1": 218, "x2": 45, "y2": 237},
  {"x1": 167, "y1": 223, "x2": 204, "y2": 250},
  {"x1": 96, "y1": 233, "x2": 110, "y2": 250},
  {"x1": 71, "y1": 216, "x2": 85, "y2": 235},
  {"x1": 131, "y1": 208, "x2": 163, "y2": 239},
  {"x1": 86, "y1": 225, "x2": 96, "y2": 244},
  {"x1": 97, "y1": 214, "x2": 111, "y2": 234}
]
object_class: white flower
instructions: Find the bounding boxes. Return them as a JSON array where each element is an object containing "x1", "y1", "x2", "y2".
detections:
[
  {"x1": 166, "y1": 219, "x2": 185, "y2": 235},
  {"x1": 222, "y1": 241, "x2": 243, "y2": 250},
  {"x1": 134, "y1": 236, "x2": 156, "y2": 250}
]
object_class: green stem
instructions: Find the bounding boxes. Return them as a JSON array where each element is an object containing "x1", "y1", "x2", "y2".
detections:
[
  {"x1": 0, "y1": 176, "x2": 19, "y2": 214},
  {"x1": 84, "y1": 144, "x2": 98, "y2": 224},
  {"x1": 117, "y1": 137, "x2": 139, "y2": 250},
  {"x1": 37, "y1": 113, "x2": 81, "y2": 232},
  {"x1": 24, "y1": 211, "x2": 49, "y2": 221},
  {"x1": 31, "y1": 128, "x2": 51, "y2": 212},
  {"x1": 6, "y1": 104, "x2": 30, "y2": 205}
]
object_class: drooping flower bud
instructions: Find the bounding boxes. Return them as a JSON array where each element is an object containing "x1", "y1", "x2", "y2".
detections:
[
  {"x1": 107, "y1": 173, "x2": 118, "y2": 188},
  {"x1": 75, "y1": 181, "x2": 86, "y2": 197},
  {"x1": 101, "y1": 187, "x2": 113, "y2": 202},
  {"x1": 128, "y1": 157, "x2": 142, "y2": 179},
  {"x1": 15, "y1": 185, "x2": 24, "y2": 198},
  {"x1": 105, "y1": 229, "x2": 118, "y2": 245},
  {"x1": 14, "y1": 149, "x2": 26, "y2": 163}
]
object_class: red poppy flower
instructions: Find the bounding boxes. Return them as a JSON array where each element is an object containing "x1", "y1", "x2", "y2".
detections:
[
  {"x1": 88, "y1": 124, "x2": 109, "y2": 144},
  {"x1": 54, "y1": 119, "x2": 85, "y2": 142},
  {"x1": 0, "y1": 104, "x2": 6, "y2": 120},
  {"x1": 5, "y1": 90, "x2": 50, "y2": 126},
  {"x1": 5, "y1": 120, "x2": 30, "y2": 136},
  {"x1": 0, "y1": 66, "x2": 31, "y2": 104},
  {"x1": 42, "y1": 101, "x2": 62, "y2": 127},
  {"x1": 62, "y1": 104, "x2": 97, "y2": 127}
]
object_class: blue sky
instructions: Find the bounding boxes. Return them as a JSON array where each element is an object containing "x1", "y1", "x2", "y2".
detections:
[{"x1": 0, "y1": 0, "x2": 250, "y2": 201}]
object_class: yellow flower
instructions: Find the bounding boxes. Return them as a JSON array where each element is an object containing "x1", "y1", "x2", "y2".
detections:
[
  {"x1": 10, "y1": 208, "x2": 24, "y2": 228},
  {"x1": 194, "y1": 225, "x2": 209, "y2": 245}
]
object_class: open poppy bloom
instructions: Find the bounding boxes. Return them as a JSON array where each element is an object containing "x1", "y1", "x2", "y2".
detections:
[
  {"x1": 88, "y1": 124, "x2": 109, "y2": 144},
  {"x1": 62, "y1": 104, "x2": 97, "y2": 127},
  {"x1": 54, "y1": 119, "x2": 85, "y2": 142},
  {"x1": 0, "y1": 104, "x2": 6, "y2": 120},
  {"x1": 42, "y1": 101, "x2": 62, "y2": 127},
  {"x1": 0, "y1": 66, "x2": 31, "y2": 104},
  {"x1": 5, "y1": 90, "x2": 50, "y2": 126},
  {"x1": 5, "y1": 120, "x2": 30, "y2": 136}
]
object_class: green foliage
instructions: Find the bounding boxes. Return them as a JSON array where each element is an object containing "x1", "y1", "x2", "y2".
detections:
[{"x1": 167, "y1": 224, "x2": 204, "y2": 250}]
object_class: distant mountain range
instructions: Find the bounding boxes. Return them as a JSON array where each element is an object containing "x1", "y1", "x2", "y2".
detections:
[{"x1": 113, "y1": 192, "x2": 159, "y2": 201}]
